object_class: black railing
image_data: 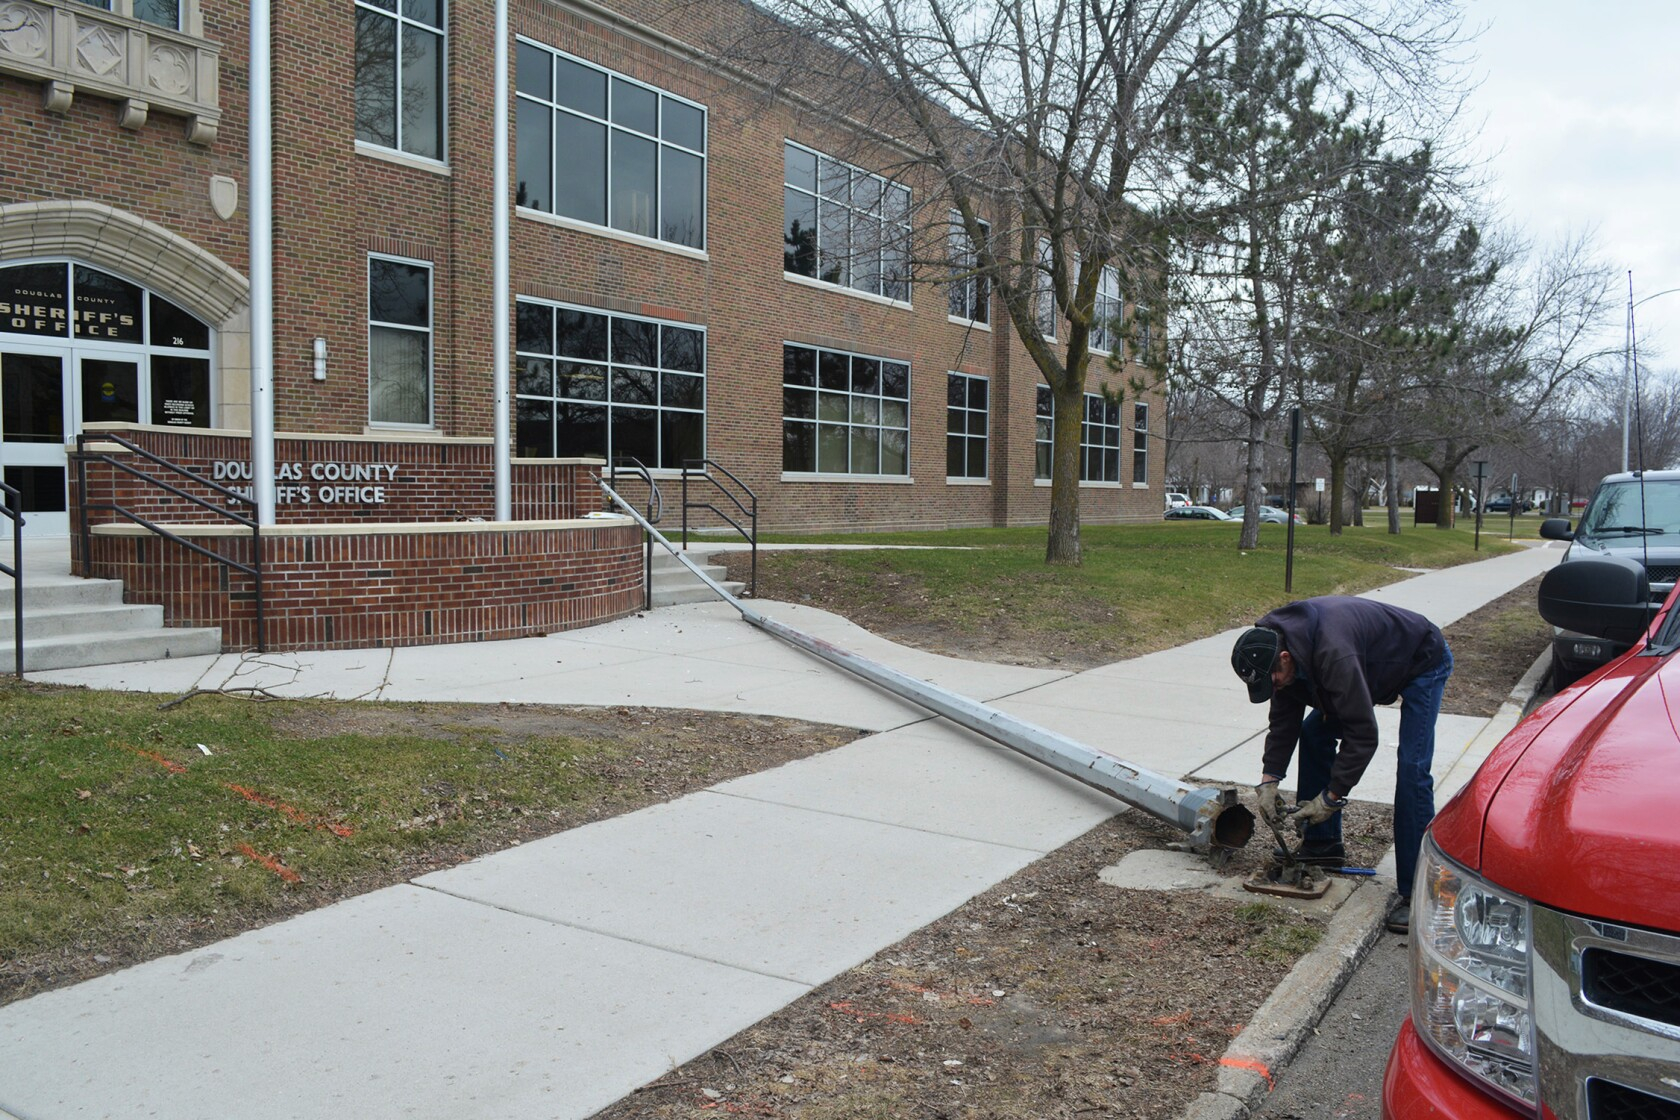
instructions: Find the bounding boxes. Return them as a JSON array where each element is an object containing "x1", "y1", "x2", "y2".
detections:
[
  {"x1": 681, "y1": 459, "x2": 757, "y2": 597},
  {"x1": 1, "y1": 481, "x2": 22, "y2": 678},
  {"x1": 74, "y1": 431, "x2": 266, "y2": 652},
  {"x1": 608, "y1": 457, "x2": 663, "y2": 611}
]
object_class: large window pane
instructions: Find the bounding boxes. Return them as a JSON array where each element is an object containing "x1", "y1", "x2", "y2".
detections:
[
  {"x1": 369, "y1": 259, "x2": 428, "y2": 326},
  {"x1": 354, "y1": 9, "x2": 397, "y2": 148},
  {"x1": 662, "y1": 326, "x2": 703, "y2": 372},
  {"x1": 516, "y1": 41, "x2": 551, "y2": 99},
  {"x1": 556, "y1": 362, "x2": 606, "y2": 401},
  {"x1": 610, "y1": 133, "x2": 658, "y2": 238},
  {"x1": 783, "y1": 422, "x2": 815, "y2": 472},
  {"x1": 662, "y1": 99, "x2": 705, "y2": 152},
  {"x1": 554, "y1": 56, "x2": 605, "y2": 117},
  {"x1": 554, "y1": 114, "x2": 606, "y2": 226},
  {"x1": 611, "y1": 78, "x2": 658, "y2": 134},
  {"x1": 369, "y1": 326, "x2": 429, "y2": 425},
  {"x1": 783, "y1": 344, "x2": 909, "y2": 478},
  {"x1": 515, "y1": 100, "x2": 552, "y2": 211},
  {"x1": 150, "y1": 355, "x2": 209, "y2": 427},
  {"x1": 134, "y1": 0, "x2": 179, "y2": 29},
  {"x1": 557, "y1": 309, "x2": 607, "y2": 361},
  {"x1": 784, "y1": 188, "x2": 817, "y2": 276},
  {"x1": 149, "y1": 293, "x2": 210, "y2": 350},
  {"x1": 401, "y1": 25, "x2": 443, "y2": 159},
  {"x1": 611, "y1": 317, "x2": 658, "y2": 366},
  {"x1": 516, "y1": 398, "x2": 553, "y2": 457},
  {"x1": 817, "y1": 424, "x2": 848, "y2": 473},
  {"x1": 784, "y1": 144, "x2": 817, "y2": 191},
  {"x1": 556, "y1": 402, "x2": 607, "y2": 458},
  {"x1": 661, "y1": 148, "x2": 704, "y2": 248},
  {"x1": 516, "y1": 356, "x2": 552, "y2": 397},
  {"x1": 662, "y1": 411, "x2": 704, "y2": 467},
  {"x1": 612, "y1": 406, "x2": 657, "y2": 465}
]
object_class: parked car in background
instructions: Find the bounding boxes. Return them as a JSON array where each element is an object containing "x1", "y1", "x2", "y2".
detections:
[
  {"x1": 1227, "y1": 505, "x2": 1304, "y2": 525},
  {"x1": 1162, "y1": 505, "x2": 1233, "y2": 521},
  {"x1": 1382, "y1": 554, "x2": 1680, "y2": 1119},
  {"x1": 1539, "y1": 469, "x2": 1680, "y2": 689},
  {"x1": 1484, "y1": 495, "x2": 1534, "y2": 513},
  {"x1": 1164, "y1": 492, "x2": 1191, "y2": 508}
]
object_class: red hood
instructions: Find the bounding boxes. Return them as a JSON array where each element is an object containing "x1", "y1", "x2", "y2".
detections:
[{"x1": 1432, "y1": 650, "x2": 1680, "y2": 932}]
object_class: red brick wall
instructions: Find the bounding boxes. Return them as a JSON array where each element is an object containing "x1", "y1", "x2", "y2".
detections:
[
  {"x1": 86, "y1": 521, "x2": 645, "y2": 652},
  {"x1": 4, "y1": 0, "x2": 1167, "y2": 535}
]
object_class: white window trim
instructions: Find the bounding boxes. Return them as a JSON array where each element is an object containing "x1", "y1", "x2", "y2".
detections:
[
  {"x1": 780, "y1": 341, "x2": 912, "y2": 478},
  {"x1": 1132, "y1": 400, "x2": 1150, "y2": 486},
  {"x1": 783, "y1": 271, "x2": 912, "y2": 311},
  {"x1": 355, "y1": 141, "x2": 452, "y2": 176},
  {"x1": 515, "y1": 37, "x2": 708, "y2": 251},
  {"x1": 521, "y1": 208, "x2": 710, "y2": 262},
  {"x1": 946, "y1": 314, "x2": 992, "y2": 331},
  {"x1": 945, "y1": 370, "x2": 989, "y2": 482},
  {"x1": 1089, "y1": 264, "x2": 1122, "y2": 357},
  {"x1": 782, "y1": 139, "x2": 912, "y2": 305},
  {"x1": 367, "y1": 252, "x2": 435, "y2": 430},
  {"x1": 781, "y1": 473, "x2": 916, "y2": 485}
]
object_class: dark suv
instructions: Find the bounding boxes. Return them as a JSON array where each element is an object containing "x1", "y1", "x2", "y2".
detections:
[{"x1": 1540, "y1": 469, "x2": 1680, "y2": 688}]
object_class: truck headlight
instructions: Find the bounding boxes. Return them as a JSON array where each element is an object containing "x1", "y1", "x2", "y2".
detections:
[{"x1": 1411, "y1": 835, "x2": 1537, "y2": 1109}]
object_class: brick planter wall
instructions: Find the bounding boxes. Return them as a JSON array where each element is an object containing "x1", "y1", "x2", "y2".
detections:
[{"x1": 87, "y1": 520, "x2": 645, "y2": 652}]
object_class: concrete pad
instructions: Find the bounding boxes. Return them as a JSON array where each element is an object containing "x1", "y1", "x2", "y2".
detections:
[
  {"x1": 418, "y1": 791, "x2": 1054, "y2": 986},
  {"x1": 713, "y1": 722, "x2": 1117, "y2": 849},
  {"x1": 0, "y1": 885, "x2": 806, "y2": 1120},
  {"x1": 1097, "y1": 848, "x2": 1357, "y2": 917}
]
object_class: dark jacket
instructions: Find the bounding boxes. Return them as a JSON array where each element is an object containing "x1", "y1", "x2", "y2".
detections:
[{"x1": 1258, "y1": 597, "x2": 1446, "y2": 795}]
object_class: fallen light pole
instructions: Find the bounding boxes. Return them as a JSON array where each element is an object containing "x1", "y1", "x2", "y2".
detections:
[{"x1": 600, "y1": 479, "x2": 1255, "y2": 856}]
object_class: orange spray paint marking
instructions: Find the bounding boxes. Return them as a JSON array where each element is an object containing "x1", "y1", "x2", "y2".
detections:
[
  {"x1": 885, "y1": 980, "x2": 995, "y2": 1006},
  {"x1": 116, "y1": 743, "x2": 188, "y2": 774},
  {"x1": 225, "y1": 783, "x2": 355, "y2": 837},
  {"x1": 826, "y1": 1001, "x2": 921, "y2": 1026},
  {"x1": 1220, "y1": 1056, "x2": 1275, "y2": 1089},
  {"x1": 236, "y1": 842, "x2": 301, "y2": 883}
]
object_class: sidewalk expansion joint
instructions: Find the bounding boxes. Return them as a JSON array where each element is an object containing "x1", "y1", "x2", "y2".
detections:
[{"x1": 409, "y1": 882, "x2": 817, "y2": 987}]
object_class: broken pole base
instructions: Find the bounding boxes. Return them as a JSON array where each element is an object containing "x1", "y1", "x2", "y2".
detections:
[{"x1": 1243, "y1": 862, "x2": 1331, "y2": 900}]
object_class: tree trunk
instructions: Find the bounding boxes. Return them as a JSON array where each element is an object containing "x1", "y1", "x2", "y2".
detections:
[
  {"x1": 1239, "y1": 417, "x2": 1269, "y2": 550},
  {"x1": 1045, "y1": 381, "x2": 1085, "y2": 565},
  {"x1": 1327, "y1": 453, "x2": 1348, "y2": 535},
  {"x1": 1434, "y1": 440, "x2": 1457, "y2": 529},
  {"x1": 1385, "y1": 446, "x2": 1401, "y2": 534}
]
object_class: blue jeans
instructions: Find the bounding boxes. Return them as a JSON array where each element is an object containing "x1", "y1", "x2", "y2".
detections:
[{"x1": 1294, "y1": 645, "x2": 1453, "y2": 899}]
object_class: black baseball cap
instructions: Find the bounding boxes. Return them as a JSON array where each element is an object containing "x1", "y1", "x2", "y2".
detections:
[{"x1": 1231, "y1": 627, "x2": 1282, "y2": 703}]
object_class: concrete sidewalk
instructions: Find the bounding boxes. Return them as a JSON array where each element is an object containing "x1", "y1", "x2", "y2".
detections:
[{"x1": 0, "y1": 543, "x2": 1560, "y2": 1120}]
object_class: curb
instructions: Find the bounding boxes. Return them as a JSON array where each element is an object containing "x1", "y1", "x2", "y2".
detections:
[
  {"x1": 1182, "y1": 643, "x2": 1555, "y2": 1119},
  {"x1": 1182, "y1": 873, "x2": 1394, "y2": 1119}
]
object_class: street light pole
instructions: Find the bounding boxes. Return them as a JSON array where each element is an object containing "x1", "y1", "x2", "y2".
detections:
[{"x1": 1624, "y1": 282, "x2": 1680, "y2": 472}]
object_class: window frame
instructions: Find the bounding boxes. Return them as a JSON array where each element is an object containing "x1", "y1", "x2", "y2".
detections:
[
  {"x1": 945, "y1": 372, "x2": 989, "y2": 481},
  {"x1": 354, "y1": 0, "x2": 448, "y2": 164},
  {"x1": 781, "y1": 342, "x2": 911, "y2": 478},
  {"x1": 1132, "y1": 401, "x2": 1149, "y2": 485},
  {"x1": 366, "y1": 253, "x2": 435, "y2": 430},
  {"x1": 515, "y1": 39, "x2": 708, "y2": 251},
  {"x1": 947, "y1": 213, "x2": 990, "y2": 325},
  {"x1": 512, "y1": 297, "x2": 707, "y2": 469},
  {"x1": 1088, "y1": 265, "x2": 1122, "y2": 355},
  {"x1": 1034, "y1": 385, "x2": 1125, "y2": 484},
  {"x1": 782, "y1": 140, "x2": 911, "y2": 303}
]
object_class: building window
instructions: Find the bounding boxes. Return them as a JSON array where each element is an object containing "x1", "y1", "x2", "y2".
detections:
[
  {"x1": 1135, "y1": 303, "x2": 1152, "y2": 360},
  {"x1": 783, "y1": 142, "x2": 910, "y2": 301},
  {"x1": 1035, "y1": 237, "x2": 1057, "y2": 340},
  {"x1": 946, "y1": 373, "x2": 988, "y2": 479},
  {"x1": 1089, "y1": 265, "x2": 1122, "y2": 354},
  {"x1": 948, "y1": 214, "x2": 989, "y2": 323},
  {"x1": 1035, "y1": 386, "x2": 1124, "y2": 482},
  {"x1": 782, "y1": 343, "x2": 909, "y2": 476},
  {"x1": 1132, "y1": 401, "x2": 1149, "y2": 484},
  {"x1": 368, "y1": 255, "x2": 432, "y2": 427},
  {"x1": 1083, "y1": 393, "x2": 1123, "y2": 482},
  {"x1": 1035, "y1": 385, "x2": 1054, "y2": 480},
  {"x1": 77, "y1": 0, "x2": 183, "y2": 28},
  {"x1": 515, "y1": 300, "x2": 704, "y2": 468},
  {"x1": 516, "y1": 42, "x2": 706, "y2": 249},
  {"x1": 354, "y1": 0, "x2": 445, "y2": 161}
]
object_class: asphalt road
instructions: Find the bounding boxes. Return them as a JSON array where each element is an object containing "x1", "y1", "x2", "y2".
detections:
[{"x1": 1253, "y1": 930, "x2": 1411, "y2": 1119}]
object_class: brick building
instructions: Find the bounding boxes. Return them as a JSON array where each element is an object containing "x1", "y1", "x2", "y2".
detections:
[{"x1": 0, "y1": 0, "x2": 1165, "y2": 541}]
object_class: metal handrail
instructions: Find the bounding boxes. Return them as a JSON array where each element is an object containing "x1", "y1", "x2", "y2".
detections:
[
  {"x1": 1, "y1": 481, "x2": 21, "y2": 678},
  {"x1": 680, "y1": 458, "x2": 758, "y2": 597},
  {"x1": 607, "y1": 457, "x2": 663, "y2": 611},
  {"x1": 74, "y1": 431, "x2": 266, "y2": 652}
]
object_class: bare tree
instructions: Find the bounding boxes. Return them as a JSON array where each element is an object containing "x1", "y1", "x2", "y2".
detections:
[{"x1": 725, "y1": 0, "x2": 1464, "y2": 564}]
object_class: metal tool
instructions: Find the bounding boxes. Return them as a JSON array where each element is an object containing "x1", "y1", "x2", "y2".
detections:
[{"x1": 1244, "y1": 802, "x2": 1331, "y2": 899}]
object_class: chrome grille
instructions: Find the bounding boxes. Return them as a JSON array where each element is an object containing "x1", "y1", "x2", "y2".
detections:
[
  {"x1": 1587, "y1": 1077, "x2": 1680, "y2": 1120},
  {"x1": 1584, "y1": 949, "x2": 1680, "y2": 1030}
]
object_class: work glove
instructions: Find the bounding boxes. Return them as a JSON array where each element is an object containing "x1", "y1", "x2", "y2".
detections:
[
  {"x1": 1289, "y1": 790, "x2": 1346, "y2": 831},
  {"x1": 1255, "y1": 779, "x2": 1284, "y2": 826}
]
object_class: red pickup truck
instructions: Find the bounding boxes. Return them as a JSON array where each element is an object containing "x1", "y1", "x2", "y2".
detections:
[{"x1": 1382, "y1": 554, "x2": 1680, "y2": 1118}]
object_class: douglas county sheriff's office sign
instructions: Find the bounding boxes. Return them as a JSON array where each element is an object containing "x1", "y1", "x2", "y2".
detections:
[{"x1": 211, "y1": 460, "x2": 398, "y2": 505}]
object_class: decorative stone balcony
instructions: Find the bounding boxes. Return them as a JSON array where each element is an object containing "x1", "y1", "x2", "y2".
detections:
[{"x1": 0, "y1": 0, "x2": 220, "y2": 144}]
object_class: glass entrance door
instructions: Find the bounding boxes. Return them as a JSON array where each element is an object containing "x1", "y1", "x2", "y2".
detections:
[{"x1": 0, "y1": 349, "x2": 71, "y2": 538}]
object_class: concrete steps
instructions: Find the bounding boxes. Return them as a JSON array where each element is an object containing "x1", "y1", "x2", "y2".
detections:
[
  {"x1": 0, "y1": 569, "x2": 222, "y2": 673},
  {"x1": 648, "y1": 549, "x2": 746, "y2": 608}
]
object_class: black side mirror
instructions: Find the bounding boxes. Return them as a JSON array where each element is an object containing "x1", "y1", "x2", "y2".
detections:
[
  {"x1": 1538, "y1": 556, "x2": 1653, "y2": 642},
  {"x1": 1539, "y1": 517, "x2": 1575, "y2": 541}
]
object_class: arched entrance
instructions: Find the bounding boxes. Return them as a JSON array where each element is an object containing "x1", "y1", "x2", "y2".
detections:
[{"x1": 1, "y1": 261, "x2": 215, "y2": 536}]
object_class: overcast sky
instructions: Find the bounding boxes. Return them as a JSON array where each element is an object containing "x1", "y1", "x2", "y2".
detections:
[{"x1": 1460, "y1": 0, "x2": 1680, "y2": 365}]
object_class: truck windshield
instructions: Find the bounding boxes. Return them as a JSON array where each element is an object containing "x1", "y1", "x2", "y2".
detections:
[{"x1": 1578, "y1": 480, "x2": 1680, "y2": 540}]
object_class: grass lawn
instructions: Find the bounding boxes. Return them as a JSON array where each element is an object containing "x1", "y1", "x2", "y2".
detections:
[{"x1": 721, "y1": 519, "x2": 1520, "y2": 668}]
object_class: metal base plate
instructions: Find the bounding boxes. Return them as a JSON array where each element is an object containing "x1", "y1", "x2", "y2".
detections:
[{"x1": 1242, "y1": 863, "x2": 1331, "y2": 900}]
